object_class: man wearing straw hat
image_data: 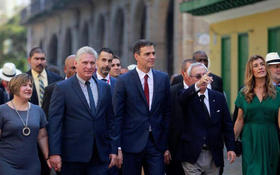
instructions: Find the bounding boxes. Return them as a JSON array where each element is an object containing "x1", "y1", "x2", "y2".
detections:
[
  {"x1": 266, "y1": 52, "x2": 280, "y2": 86},
  {"x1": 0, "y1": 62, "x2": 21, "y2": 104}
]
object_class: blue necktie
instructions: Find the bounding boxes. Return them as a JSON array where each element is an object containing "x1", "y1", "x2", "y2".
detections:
[{"x1": 85, "y1": 81, "x2": 96, "y2": 114}]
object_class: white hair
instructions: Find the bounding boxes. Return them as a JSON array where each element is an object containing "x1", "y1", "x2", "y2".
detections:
[
  {"x1": 75, "y1": 46, "x2": 98, "y2": 61},
  {"x1": 187, "y1": 62, "x2": 208, "y2": 76}
]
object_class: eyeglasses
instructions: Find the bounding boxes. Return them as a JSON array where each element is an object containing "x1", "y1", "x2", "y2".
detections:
[
  {"x1": 112, "y1": 64, "x2": 120, "y2": 67},
  {"x1": 190, "y1": 73, "x2": 206, "y2": 79}
]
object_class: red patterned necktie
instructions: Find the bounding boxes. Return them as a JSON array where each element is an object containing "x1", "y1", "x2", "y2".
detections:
[{"x1": 144, "y1": 74, "x2": 149, "y2": 105}]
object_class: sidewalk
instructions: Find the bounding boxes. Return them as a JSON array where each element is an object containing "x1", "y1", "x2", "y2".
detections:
[{"x1": 223, "y1": 149, "x2": 242, "y2": 175}]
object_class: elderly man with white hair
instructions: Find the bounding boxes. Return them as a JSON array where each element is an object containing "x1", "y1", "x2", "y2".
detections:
[
  {"x1": 179, "y1": 62, "x2": 236, "y2": 175},
  {"x1": 0, "y1": 62, "x2": 21, "y2": 104},
  {"x1": 266, "y1": 52, "x2": 280, "y2": 86}
]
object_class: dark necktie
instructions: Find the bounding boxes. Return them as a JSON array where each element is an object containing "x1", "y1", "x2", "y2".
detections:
[
  {"x1": 199, "y1": 95, "x2": 210, "y2": 118},
  {"x1": 101, "y1": 78, "x2": 107, "y2": 82},
  {"x1": 144, "y1": 74, "x2": 149, "y2": 106},
  {"x1": 85, "y1": 81, "x2": 96, "y2": 114}
]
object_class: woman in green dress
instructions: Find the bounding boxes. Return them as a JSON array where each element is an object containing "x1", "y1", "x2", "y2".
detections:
[{"x1": 234, "y1": 55, "x2": 280, "y2": 175}]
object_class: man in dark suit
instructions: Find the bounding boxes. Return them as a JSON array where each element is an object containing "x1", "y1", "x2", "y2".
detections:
[
  {"x1": 26, "y1": 47, "x2": 62, "y2": 107},
  {"x1": 179, "y1": 62, "x2": 235, "y2": 175},
  {"x1": 48, "y1": 46, "x2": 117, "y2": 175},
  {"x1": 113, "y1": 40, "x2": 170, "y2": 175},
  {"x1": 166, "y1": 59, "x2": 195, "y2": 175},
  {"x1": 42, "y1": 55, "x2": 76, "y2": 119},
  {"x1": 95, "y1": 48, "x2": 116, "y2": 92},
  {"x1": 26, "y1": 47, "x2": 62, "y2": 175}
]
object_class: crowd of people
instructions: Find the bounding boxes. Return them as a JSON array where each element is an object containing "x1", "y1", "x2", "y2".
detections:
[{"x1": 0, "y1": 39, "x2": 279, "y2": 175}]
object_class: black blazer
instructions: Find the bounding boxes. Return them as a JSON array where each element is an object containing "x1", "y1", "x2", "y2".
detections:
[
  {"x1": 26, "y1": 69, "x2": 63, "y2": 105},
  {"x1": 41, "y1": 82, "x2": 57, "y2": 119},
  {"x1": 210, "y1": 73, "x2": 223, "y2": 93},
  {"x1": 171, "y1": 74, "x2": 223, "y2": 93},
  {"x1": 179, "y1": 85, "x2": 234, "y2": 167},
  {"x1": 168, "y1": 82, "x2": 185, "y2": 160}
]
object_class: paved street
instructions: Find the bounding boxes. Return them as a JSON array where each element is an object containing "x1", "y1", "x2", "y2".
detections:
[{"x1": 223, "y1": 148, "x2": 242, "y2": 175}]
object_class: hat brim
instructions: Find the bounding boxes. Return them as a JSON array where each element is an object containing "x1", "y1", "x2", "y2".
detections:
[
  {"x1": 0, "y1": 69, "x2": 22, "y2": 81},
  {"x1": 267, "y1": 62, "x2": 280, "y2": 65}
]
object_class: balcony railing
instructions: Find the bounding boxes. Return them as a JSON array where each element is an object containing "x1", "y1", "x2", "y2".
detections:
[{"x1": 20, "y1": 0, "x2": 74, "y2": 24}]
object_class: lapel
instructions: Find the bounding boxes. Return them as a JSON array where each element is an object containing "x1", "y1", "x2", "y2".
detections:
[
  {"x1": 71, "y1": 76, "x2": 93, "y2": 116},
  {"x1": 27, "y1": 70, "x2": 38, "y2": 104},
  {"x1": 131, "y1": 69, "x2": 149, "y2": 109},
  {"x1": 208, "y1": 89, "x2": 216, "y2": 120},
  {"x1": 151, "y1": 70, "x2": 157, "y2": 111},
  {"x1": 95, "y1": 76, "x2": 102, "y2": 115}
]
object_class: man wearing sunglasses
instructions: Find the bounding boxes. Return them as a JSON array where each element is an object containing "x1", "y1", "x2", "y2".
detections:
[
  {"x1": 192, "y1": 51, "x2": 223, "y2": 93},
  {"x1": 179, "y1": 63, "x2": 236, "y2": 175},
  {"x1": 110, "y1": 55, "x2": 122, "y2": 78}
]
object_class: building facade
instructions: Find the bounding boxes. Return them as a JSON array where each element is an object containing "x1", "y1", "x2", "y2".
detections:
[
  {"x1": 21, "y1": 0, "x2": 209, "y2": 75},
  {"x1": 181, "y1": 0, "x2": 280, "y2": 111}
]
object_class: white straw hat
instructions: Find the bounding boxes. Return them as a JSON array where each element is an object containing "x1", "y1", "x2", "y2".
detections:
[
  {"x1": 0, "y1": 62, "x2": 22, "y2": 81},
  {"x1": 265, "y1": 52, "x2": 280, "y2": 65}
]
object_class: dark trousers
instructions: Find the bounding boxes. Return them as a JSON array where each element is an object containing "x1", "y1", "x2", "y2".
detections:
[
  {"x1": 61, "y1": 146, "x2": 109, "y2": 175},
  {"x1": 38, "y1": 145, "x2": 50, "y2": 175},
  {"x1": 122, "y1": 134, "x2": 164, "y2": 175},
  {"x1": 165, "y1": 160, "x2": 184, "y2": 175}
]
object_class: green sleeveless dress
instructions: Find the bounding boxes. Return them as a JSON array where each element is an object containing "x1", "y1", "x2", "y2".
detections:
[{"x1": 235, "y1": 90, "x2": 280, "y2": 175}]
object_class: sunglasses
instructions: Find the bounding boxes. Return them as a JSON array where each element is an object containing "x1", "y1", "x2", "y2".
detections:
[{"x1": 190, "y1": 73, "x2": 206, "y2": 79}]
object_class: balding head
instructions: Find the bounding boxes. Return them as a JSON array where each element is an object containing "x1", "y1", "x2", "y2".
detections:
[{"x1": 64, "y1": 55, "x2": 76, "y2": 78}]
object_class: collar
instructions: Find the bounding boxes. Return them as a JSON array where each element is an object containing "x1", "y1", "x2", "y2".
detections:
[
  {"x1": 32, "y1": 69, "x2": 47, "y2": 78},
  {"x1": 198, "y1": 88, "x2": 209, "y2": 100},
  {"x1": 183, "y1": 81, "x2": 189, "y2": 89},
  {"x1": 136, "y1": 67, "x2": 153, "y2": 79},
  {"x1": 96, "y1": 72, "x2": 110, "y2": 81},
  {"x1": 76, "y1": 74, "x2": 94, "y2": 85}
]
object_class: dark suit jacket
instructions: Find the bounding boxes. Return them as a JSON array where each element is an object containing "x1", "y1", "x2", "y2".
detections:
[
  {"x1": 113, "y1": 69, "x2": 170, "y2": 153},
  {"x1": 179, "y1": 85, "x2": 234, "y2": 167},
  {"x1": 47, "y1": 75, "x2": 117, "y2": 163},
  {"x1": 171, "y1": 73, "x2": 223, "y2": 93},
  {"x1": 168, "y1": 82, "x2": 185, "y2": 160},
  {"x1": 210, "y1": 73, "x2": 223, "y2": 93},
  {"x1": 26, "y1": 69, "x2": 62, "y2": 105},
  {"x1": 41, "y1": 82, "x2": 57, "y2": 119}
]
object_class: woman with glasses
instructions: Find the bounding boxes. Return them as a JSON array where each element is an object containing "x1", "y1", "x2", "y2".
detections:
[
  {"x1": 0, "y1": 73, "x2": 50, "y2": 174},
  {"x1": 234, "y1": 55, "x2": 280, "y2": 175}
]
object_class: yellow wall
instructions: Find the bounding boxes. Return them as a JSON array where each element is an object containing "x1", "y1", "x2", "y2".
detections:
[{"x1": 210, "y1": 9, "x2": 280, "y2": 112}]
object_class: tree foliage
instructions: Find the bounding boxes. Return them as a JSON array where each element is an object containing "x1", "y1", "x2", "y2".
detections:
[{"x1": 0, "y1": 15, "x2": 28, "y2": 72}]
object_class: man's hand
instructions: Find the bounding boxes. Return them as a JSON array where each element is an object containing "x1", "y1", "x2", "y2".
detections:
[
  {"x1": 196, "y1": 72, "x2": 213, "y2": 89},
  {"x1": 108, "y1": 154, "x2": 117, "y2": 168},
  {"x1": 227, "y1": 151, "x2": 236, "y2": 164},
  {"x1": 164, "y1": 150, "x2": 172, "y2": 164},
  {"x1": 49, "y1": 155, "x2": 62, "y2": 172},
  {"x1": 116, "y1": 149, "x2": 123, "y2": 168}
]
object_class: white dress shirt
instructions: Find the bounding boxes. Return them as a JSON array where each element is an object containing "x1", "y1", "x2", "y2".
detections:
[
  {"x1": 96, "y1": 72, "x2": 111, "y2": 85},
  {"x1": 76, "y1": 74, "x2": 98, "y2": 107},
  {"x1": 136, "y1": 67, "x2": 154, "y2": 110},
  {"x1": 195, "y1": 84, "x2": 210, "y2": 116}
]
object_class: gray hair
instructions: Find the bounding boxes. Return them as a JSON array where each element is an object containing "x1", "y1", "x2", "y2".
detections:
[
  {"x1": 76, "y1": 46, "x2": 98, "y2": 61},
  {"x1": 187, "y1": 62, "x2": 208, "y2": 76}
]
